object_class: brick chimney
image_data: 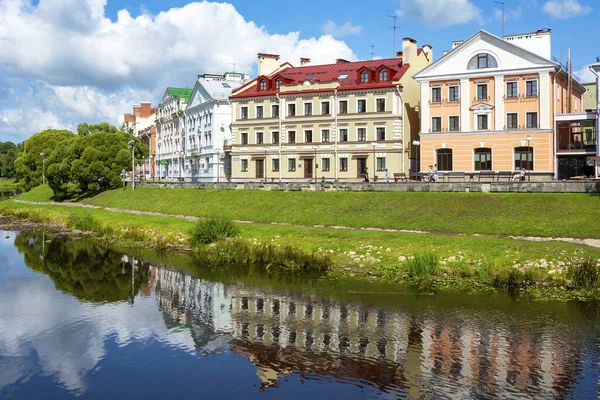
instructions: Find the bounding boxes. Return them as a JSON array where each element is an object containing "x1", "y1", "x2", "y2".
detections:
[
  {"x1": 402, "y1": 37, "x2": 417, "y2": 65},
  {"x1": 257, "y1": 53, "x2": 280, "y2": 76},
  {"x1": 300, "y1": 57, "x2": 311, "y2": 66},
  {"x1": 336, "y1": 58, "x2": 350, "y2": 64}
]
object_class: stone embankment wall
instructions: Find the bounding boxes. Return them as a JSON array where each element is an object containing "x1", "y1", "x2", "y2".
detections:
[{"x1": 133, "y1": 180, "x2": 600, "y2": 193}]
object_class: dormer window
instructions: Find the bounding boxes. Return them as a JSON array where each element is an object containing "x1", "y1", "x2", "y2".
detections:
[
  {"x1": 275, "y1": 78, "x2": 282, "y2": 90},
  {"x1": 360, "y1": 71, "x2": 369, "y2": 83},
  {"x1": 379, "y1": 69, "x2": 388, "y2": 81},
  {"x1": 467, "y1": 53, "x2": 498, "y2": 69},
  {"x1": 259, "y1": 79, "x2": 267, "y2": 90}
]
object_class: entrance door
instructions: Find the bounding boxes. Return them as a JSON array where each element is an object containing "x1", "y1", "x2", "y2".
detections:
[
  {"x1": 357, "y1": 158, "x2": 367, "y2": 179},
  {"x1": 304, "y1": 159, "x2": 313, "y2": 179},
  {"x1": 256, "y1": 159, "x2": 264, "y2": 179}
]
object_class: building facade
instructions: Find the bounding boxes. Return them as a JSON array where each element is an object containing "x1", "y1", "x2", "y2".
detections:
[
  {"x1": 583, "y1": 81, "x2": 597, "y2": 112},
  {"x1": 184, "y1": 73, "x2": 249, "y2": 182},
  {"x1": 155, "y1": 88, "x2": 193, "y2": 180},
  {"x1": 413, "y1": 29, "x2": 587, "y2": 180},
  {"x1": 123, "y1": 103, "x2": 158, "y2": 178},
  {"x1": 228, "y1": 38, "x2": 432, "y2": 182}
]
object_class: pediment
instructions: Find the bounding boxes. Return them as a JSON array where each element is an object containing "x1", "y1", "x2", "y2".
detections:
[
  {"x1": 414, "y1": 30, "x2": 557, "y2": 80},
  {"x1": 161, "y1": 89, "x2": 173, "y2": 102},
  {"x1": 470, "y1": 102, "x2": 494, "y2": 111}
]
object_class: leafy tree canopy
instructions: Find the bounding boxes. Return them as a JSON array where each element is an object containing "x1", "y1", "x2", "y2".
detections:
[{"x1": 0, "y1": 141, "x2": 23, "y2": 179}]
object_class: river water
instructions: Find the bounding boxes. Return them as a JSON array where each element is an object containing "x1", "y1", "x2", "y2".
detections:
[{"x1": 1, "y1": 231, "x2": 599, "y2": 399}]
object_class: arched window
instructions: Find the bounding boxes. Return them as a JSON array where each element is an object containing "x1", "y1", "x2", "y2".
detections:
[
  {"x1": 437, "y1": 149, "x2": 453, "y2": 171},
  {"x1": 514, "y1": 146, "x2": 533, "y2": 171},
  {"x1": 275, "y1": 78, "x2": 282, "y2": 90},
  {"x1": 474, "y1": 147, "x2": 492, "y2": 171},
  {"x1": 360, "y1": 71, "x2": 369, "y2": 83},
  {"x1": 467, "y1": 53, "x2": 498, "y2": 69},
  {"x1": 379, "y1": 69, "x2": 388, "y2": 81},
  {"x1": 259, "y1": 79, "x2": 267, "y2": 90}
]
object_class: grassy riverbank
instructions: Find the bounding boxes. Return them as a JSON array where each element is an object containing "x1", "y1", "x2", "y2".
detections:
[
  {"x1": 3, "y1": 186, "x2": 600, "y2": 299},
  {"x1": 0, "y1": 178, "x2": 21, "y2": 189}
]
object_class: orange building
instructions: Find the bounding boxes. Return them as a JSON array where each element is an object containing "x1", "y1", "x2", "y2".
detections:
[
  {"x1": 123, "y1": 102, "x2": 158, "y2": 178},
  {"x1": 413, "y1": 30, "x2": 588, "y2": 180}
]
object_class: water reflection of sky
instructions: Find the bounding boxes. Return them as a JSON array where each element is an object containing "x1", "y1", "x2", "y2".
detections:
[{"x1": 1, "y1": 231, "x2": 600, "y2": 399}]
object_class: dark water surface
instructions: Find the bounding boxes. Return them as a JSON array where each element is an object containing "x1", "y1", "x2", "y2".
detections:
[{"x1": 1, "y1": 231, "x2": 599, "y2": 399}]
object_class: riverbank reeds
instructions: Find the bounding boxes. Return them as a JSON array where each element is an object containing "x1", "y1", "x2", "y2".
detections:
[
  {"x1": 67, "y1": 211, "x2": 102, "y2": 232},
  {"x1": 568, "y1": 258, "x2": 600, "y2": 290},
  {"x1": 407, "y1": 252, "x2": 440, "y2": 278},
  {"x1": 189, "y1": 217, "x2": 239, "y2": 246}
]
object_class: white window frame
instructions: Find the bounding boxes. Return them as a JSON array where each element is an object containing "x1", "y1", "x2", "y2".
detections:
[
  {"x1": 448, "y1": 85, "x2": 460, "y2": 102},
  {"x1": 271, "y1": 130, "x2": 279, "y2": 144},
  {"x1": 375, "y1": 97, "x2": 386, "y2": 112},
  {"x1": 241, "y1": 159, "x2": 248, "y2": 172},
  {"x1": 240, "y1": 106, "x2": 249, "y2": 120},
  {"x1": 474, "y1": 112, "x2": 491, "y2": 131},
  {"x1": 431, "y1": 117, "x2": 442, "y2": 132},
  {"x1": 376, "y1": 126, "x2": 386, "y2": 141},
  {"x1": 320, "y1": 100, "x2": 331, "y2": 115},
  {"x1": 320, "y1": 128, "x2": 330, "y2": 142},
  {"x1": 303, "y1": 101, "x2": 313, "y2": 116},
  {"x1": 255, "y1": 131, "x2": 264, "y2": 145},
  {"x1": 356, "y1": 98, "x2": 367, "y2": 113},
  {"x1": 448, "y1": 116, "x2": 460, "y2": 132},
  {"x1": 304, "y1": 129, "x2": 313, "y2": 143},
  {"x1": 255, "y1": 105, "x2": 264, "y2": 119},
  {"x1": 356, "y1": 127, "x2": 367, "y2": 142}
]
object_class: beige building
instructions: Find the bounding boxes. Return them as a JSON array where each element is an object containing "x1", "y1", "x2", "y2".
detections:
[
  {"x1": 413, "y1": 29, "x2": 588, "y2": 180},
  {"x1": 227, "y1": 38, "x2": 432, "y2": 182},
  {"x1": 583, "y1": 82, "x2": 596, "y2": 111}
]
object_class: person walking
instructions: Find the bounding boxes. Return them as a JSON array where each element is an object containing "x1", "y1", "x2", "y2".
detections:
[
  {"x1": 385, "y1": 169, "x2": 390, "y2": 183},
  {"x1": 364, "y1": 167, "x2": 370, "y2": 183}
]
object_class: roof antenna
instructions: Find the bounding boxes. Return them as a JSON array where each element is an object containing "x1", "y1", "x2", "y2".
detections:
[
  {"x1": 494, "y1": 1, "x2": 505, "y2": 37},
  {"x1": 367, "y1": 44, "x2": 375, "y2": 60},
  {"x1": 387, "y1": 15, "x2": 398, "y2": 57}
]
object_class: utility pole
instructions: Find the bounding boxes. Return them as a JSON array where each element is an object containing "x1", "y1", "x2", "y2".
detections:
[
  {"x1": 367, "y1": 44, "x2": 375, "y2": 60},
  {"x1": 230, "y1": 63, "x2": 236, "y2": 73},
  {"x1": 387, "y1": 15, "x2": 398, "y2": 56},
  {"x1": 494, "y1": 1, "x2": 505, "y2": 37}
]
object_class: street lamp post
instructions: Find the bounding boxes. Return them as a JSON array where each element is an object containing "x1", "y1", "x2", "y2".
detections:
[
  {"x1": 312, "y1": 145, "x2": 318, "y2": 183},
  {"x1": 264, "y1": 147, "x2": 268, "y2": 183},
  {"x1": 216, "y1": 148, "x2": 220, "y2": 183},
  {"x1": 128, "y1": 140, "x2": 135, "y2": 191},
  {"x1": 370, "y1": 142, "x2": 377, "y2": 181},
  {"x1": 412, "y1": 140, "x2": 421, "y2": 173},
  {"x1": 526, "y1": 135, "x2": 532, "y2": 182},
  {"x1": 40, "y1": 152, "x2": 46, "y2": 185}
]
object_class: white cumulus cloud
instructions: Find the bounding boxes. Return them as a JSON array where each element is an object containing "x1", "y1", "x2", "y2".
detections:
[
  {"x1": 494, "y1": 6, "x2": 523, "y2": 22},
  {"x1": 321, "y1": 20, "x2": 362, "y2": 37},
  {"x1": 542, "y1": 0, "x2": 592, "y2": 19},
  {"x1": 0, "y1": 0, "x2": 357, "y2": 142},
  {"x1": 396, "y1": 0, "x2": 482, "y2": 27},
  {"x1": 574, "y1": 65, "x2": 598, "y2": 84}
]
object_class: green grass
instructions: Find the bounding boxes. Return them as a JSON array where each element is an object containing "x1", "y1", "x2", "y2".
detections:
[
  {"x1": 18, "y1": 184, "x2": 54, "y2": 201},
  {"x1": 0, "y1": 179, "x2": 21, "y2": 189},
  {"x1": 407, "y1": 252, "x2": 440, "y2": 278},
  {"x1": 65, "y1": 187, "x2": 600, "y2": 239},
  {"x1": 189, "y1": 217, "x2": 239, "y2": 246}
]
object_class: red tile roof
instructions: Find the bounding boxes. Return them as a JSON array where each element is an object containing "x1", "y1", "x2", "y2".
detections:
[{"x1": 230, "y1": 57, "x2": 410, "y2": 99}]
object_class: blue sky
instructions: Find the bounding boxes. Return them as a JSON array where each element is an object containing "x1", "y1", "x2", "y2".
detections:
[{"x1": 0, "y1": 0, "x2": 598, "y2": 143}]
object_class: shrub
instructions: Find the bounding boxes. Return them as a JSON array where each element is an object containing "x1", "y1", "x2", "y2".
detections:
[
  {"x1": 189, "y1": 217, "x2": 239, "y2": 246},
  {"x1": 67, "y1": 212, "x2": 101, "y2": 232},
  {"x1": 407, "y1": 252, "x2": 439, "y2": 278},
  {"x1": 568, "y1": 258, "x2": 600, "y2": 290}
]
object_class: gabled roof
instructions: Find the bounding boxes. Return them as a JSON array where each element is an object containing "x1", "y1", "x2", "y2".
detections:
[
  {"x1": 413, "y1": 30, "x2": 558, "y2": 80},
  {"x1": 166, "y1": 87, "x2": 193, "y2": 103},
  {"x1": 187, "y1": 78, "x2": 246, "y2": 110},
  {"x1": 231, "y1": 58, "x2": 409, "y2": 99}
]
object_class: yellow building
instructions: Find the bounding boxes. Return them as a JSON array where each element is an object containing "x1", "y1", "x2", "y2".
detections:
[
  {"x1": 413, "y1": 30, "x2": 588, "y2": 180},
  {"x1": 227, "y1": 38, "x2": 432, "y2": 182}
]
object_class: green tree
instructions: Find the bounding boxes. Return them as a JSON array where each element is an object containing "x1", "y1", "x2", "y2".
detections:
[
  {"x1": 46, "y1": 128, "x2": 147, "y2": 199},
  {"x1": 0, "y1": 141, "x2": 23, "y2": 179},
  {"x1": 14, "y1": 129, "x2": 75, "y2": 190}
]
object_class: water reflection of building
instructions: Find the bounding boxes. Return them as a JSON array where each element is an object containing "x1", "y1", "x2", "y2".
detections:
[{"x1": 149, "y1": 265, "x2": 581, "y2": 398}]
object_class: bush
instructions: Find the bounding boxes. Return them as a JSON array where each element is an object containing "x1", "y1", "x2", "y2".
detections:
[
  {"x1": 189, "y1": 217, "x2": 239, "y2": 246},
  {"x1": 67, "y1": 212, "x2": 101, "y2": 232},
  {"x1": 568, "y1": 258, "x2": 600, "y2": 290},
  {"x1": 407, "y1": 252, "x2": 439, "y2": 278}
]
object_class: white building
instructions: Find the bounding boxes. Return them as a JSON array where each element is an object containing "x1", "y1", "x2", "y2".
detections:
[
  {"x1": 184, "y1": 73, "x2": 249, "y2": 182},
  {"x1": 155, "y1": 88, "x2": 193, "y2": 180}
]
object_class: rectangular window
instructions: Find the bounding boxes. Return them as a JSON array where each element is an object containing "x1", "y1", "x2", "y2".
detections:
[
  {"x1": 241, "y1": 159, "x2": 248, "y2": 171},
  {"x1": 339, "y1": 128, "x2": 348, "y2": 142},
  {"x1": 357, "y1": 99, "x2": 366, "y2": 113},
  {"x1": 526, "y1": 80, "x2": 538, "y2": 97},
  {"x1": 376, "y1": 157, "x2": 386, "y2": 171},
  {"x1": 305, "y1": 130, "x2": 313, "y2": 143},
  {"x1": 506, "y1": 82, "x2": 518, "y2": 98},
  {"x1": 449, "y1": 86, "x2": 459, "y2": 102},
  {"x1": 357, "y1": 127, "x2": 366, "y2": 141},
  {"x1": 321, "y1": 102, "x2": 330, "y2": 115},
  {"x1": 256, "y1": 132, "x2": 263, "y2": 144},
  {"x1": 376, "y1": 127, "x2": 386, "y2": 141},
  {"x1": 271, "y1": 105, "x2": 279, "y2": 117},
  {"x1": 477, "y1": 114, "x2": 488, "y2": 130},
  {"x1": 432, "y1": 117, "x2": 442, "y2": 132},
  {"x1": 288, "y1": 103, "x2": 296, "y2": 116},
  {"x1": 256, "y1": 106, "x2": 264, "y2": 119},
  {"x1": 272, "y1": 131, "x2": 279, "y2": 144},
  {"x1": 507, "y1": 113, "x2": 518, "y2": 129},
  {"x1": 477, "y1": 84, "x2": 488, "y2": 100},
  {"x1": 449, "y1": 116, "x2": 460, "y2": 131},
  {"x1": 339, "y1": 157, "x2": 348, "y2": 171},
  {"x1": 288, "y1": 158, "x2": 296, "y2": 171},
  {"x1": 376, "y1": 98, "x2": 386, "y2": 112},
  {"x1": 288, "y1": 131, "x2": 296, "y2": 143},
  {"x1": 241, "y1": 106, "x2": 249, "y2": 119},
  {"x1": 526, "y1": 112, "x2": 538, "y2": 129},
  {"x1": 322, "y1": 158, "x2": 330, "y2": 171},
  {"x1": 474, "y1": 149, "x2": 492, "y2": 171},
  {"x1": 272, "y1": 159, "x2": 279, "y2": 172},
  {"x1": 304, "y1": 103, "x2": 312, "y2": 116},
  {"x1": 321, "y1": 129, "x2": 330, "y2": 142},
  {"x1": 241, "y1": 132, "x2": 248, "y2": 145},
  {"x1": 339, "y1": 100, "x2": 348, "y2": 114},
  {"x1": 431, "y1": 87, "x2": 441, "y2": 103}
]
